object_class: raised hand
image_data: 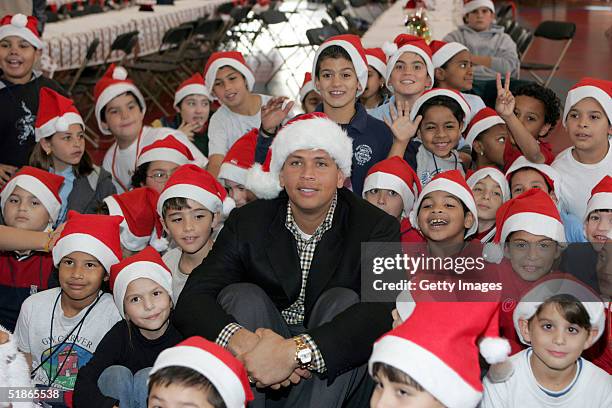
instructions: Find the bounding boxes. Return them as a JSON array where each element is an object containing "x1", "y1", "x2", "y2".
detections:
[
  {"x1": 495, "y1": 72, "x2": 515, "y2": 119},
  {"x1": 384, "y1": 99, "x2": 422, "y2": 144},
  {"x1": 178, "y1": 121, "x2": 201, "y2": 141},
  {"x1": 261, "y1": 96, "x2": 294, "y2": 134}
]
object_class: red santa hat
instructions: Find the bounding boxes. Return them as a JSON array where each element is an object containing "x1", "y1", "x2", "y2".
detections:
[
  {"x1": 585, "y1": 175, "x2": 612, "y2": 220},
  {"x1": 466, "y1": 167, "x2": 510, "y2": 202},
  {"x1": 513, "y1": 276, "x2": 606, "y2": 346},
  {"x1": 409, "y1": 170, "x2": 479, "y2": 237},
  {"x1": 0, "y1": 166, "x2": 64, "y2": 224},
  {"x1": 94, "y1": 64, "x2": 146, "y2": 135},
  {"x1": 150, "y1": 336, "x2": 254, "y2": 408},
  {"x1": 157, "y1": 164, "x2": 235, "y2": 218},
  {"x1": 204, "y1": 51, "x2": 255, "y2": 100},
  {"x1": 34, "y1": 88, "x2": 84, "y2": 142},
  {"x1": 173, "y1": 72, "x2": 210, "y2": 109},
  {"x1": 410, "y1": 88, "x2": 471, "y2": 131},
  {"x1": 109, "y1": 246, "x2": 173, "y2": 318},
  {"x1": 53, "y1": 211, "x2": 123, "y2": 272},
  {"x1": 505, "y1": 156, "x2": 561, "y2": 198},
  {"x1": 483, "y1": 188, "x2": 565, "y2": 264},
  {"x1": 298, "y1": 72, "x2": 317, "y2": 102},
  {"x1": 562, "y1": 77, "x2": 612, "y2": 127},
  {"x1": 365, "y1": 47, "x2": 387, "y2": 77},
  {"x1": 429, "y1": 40, "x2": 469, "y2": 69},
  {"x1": 382, "y1": 34, "x2": 434, "y2": 92},
  {"x1": 245, "y1": 112, "x2": 353, "y2": 199},
  {"x1": 312, "y1": 34, "x2": 369, "y2": 97},
  {"x1": 136, "y1": 135, "x2": 195, "y2": 167},
  {"x1": 218, "y1": 128, "x2": 257, "y2": 187},
  {"x1": 362, "y1": 156, "x2": 422, "y2": 217},
  {"x1": 0, "y1": 14, "x2": 42, "y2": 49},
  {"x1": 463, "y1": 0, "x2": 495, "y2": 15},
  {"x1": 103, "y1": 187, "x2": 167, "y2": 252},
  {"x1": 369, "y1": 301, "x2": 510, "y2": 408},
  {"x1": 464, "y1": 107, "x2": 505, "y2": 147}
]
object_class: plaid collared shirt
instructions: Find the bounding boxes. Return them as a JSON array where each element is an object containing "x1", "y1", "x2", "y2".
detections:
[{"x1": 216, "y1": 193, "x2": 338, "y2": 374}]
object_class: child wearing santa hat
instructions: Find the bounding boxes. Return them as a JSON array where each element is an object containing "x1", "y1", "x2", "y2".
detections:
[
  {"x1": 299, "y1": 72, "x2": 321, "y2": 114},
  {"x1": 95, "y1": 64, "x2": 206, "y2": 193},
  {"x1": 482, "y1": 278, "x2": 611, "y2": 407},
  {"x1": 465, "y1": 107, "x2": 508, "y2": 170},
  {"x1": 159, "y1": 164, "x2": 234, "y2": 302},
  {"x1": 29, "y1": 87, "x2": 116, "y2": 225},
  {"x1": 0, "y1": 14, "x2": 66, "y2": 176},
  {"x1": 204, "y1": 51, "x2": 272, "y2": 178},
  {"x1": 467, "y1": 167, "x2": 510, "y2": 243},
  {"x1": 218, "y1": 129, "x2": 258, "y2": 208},
  {"x1": 148, "y1": 336, "x2": 253, "y2": 408},
  {"x1": 131, "y1": 134, "x2": 195, "y2": 194},
  {"x1": 14, "y1": 211, "x2": 123, "y2": 392},
  {"x1": 0, "y1": 167, "x2": 63, "y2": 331},
  {"x1": 361, "y1": 47, "x2": 388, "y2": 112},
  {"x1": 73, "y1": 247, "x2": 182, "y2": 408},
  {"x1": 552, "y1": 77, "x2": 612, "y2": 221},
  {"x1": 152, "y1": 72, "x2": 212, "y2": 156}
]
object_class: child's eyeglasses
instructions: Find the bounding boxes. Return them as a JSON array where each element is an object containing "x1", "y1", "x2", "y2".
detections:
[{"x1": 146, "y1": 172, "x2": 171, "y2": 183}]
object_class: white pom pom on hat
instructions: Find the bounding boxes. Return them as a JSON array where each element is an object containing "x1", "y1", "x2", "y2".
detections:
[
  {"x1": 11, "y1": 14, "x2": 28, "y2": 28},
  {"x1": 112, "y1": 66, "x2": 128, "y2": 81}
]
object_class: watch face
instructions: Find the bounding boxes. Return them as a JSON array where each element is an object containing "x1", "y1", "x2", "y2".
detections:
[{"x1": 298, "y1": 348, "x2": 312, "y2": 363}]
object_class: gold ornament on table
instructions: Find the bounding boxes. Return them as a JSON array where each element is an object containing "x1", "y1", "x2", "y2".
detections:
[{"x1": 404, "y1": 8, "x2": 431, "y2": 43}]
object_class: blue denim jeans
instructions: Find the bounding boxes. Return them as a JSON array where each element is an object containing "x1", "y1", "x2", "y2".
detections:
[{"x1": 98, "y1": 365, "x2": 151, "y2": 408}]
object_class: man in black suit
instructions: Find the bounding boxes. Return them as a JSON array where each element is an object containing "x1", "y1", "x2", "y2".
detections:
[{"x1": 174, "y1": 113, "x2": 399, "y2": 407}]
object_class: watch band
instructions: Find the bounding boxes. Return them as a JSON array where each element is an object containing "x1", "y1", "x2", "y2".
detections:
[{"x1": 294, "y1": 335, "x2": 312, "y2": 369}]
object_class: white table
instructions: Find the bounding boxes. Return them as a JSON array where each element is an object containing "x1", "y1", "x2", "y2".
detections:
[
  {"x1": 361, "y1": 0, "x2": 464, "y2": 48},
  {"x1": 43, "y1": 0, "x2": 226, "y2": 72}
]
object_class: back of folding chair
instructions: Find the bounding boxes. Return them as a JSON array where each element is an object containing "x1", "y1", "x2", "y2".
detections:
[
  {"x1": 496, "y1": 3, "x2": 513, "y2": 21},
  {"x1": 158, "y1": 25, "x2": 193, "y2": 53},
  {"x1": 508, "y1": 23, "x2": 524, "y2": 43},
  {"x1": 516, "y1": 29, "x2": 533, "y2": 60},
  {"x1": 107, "y1": 31, "x2": 140, "y2": 63},
  {"x1": 68, "y1": 38, "x2": 100, "y2": 95}
]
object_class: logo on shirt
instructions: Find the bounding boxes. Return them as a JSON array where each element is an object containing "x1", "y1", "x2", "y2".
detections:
[
  {"x1": 39, "y1": 342, "x2": 94, "y2": 390},
  {"x1": 354, "y1": 144, "x2": 373, "y2": 166},
  {"x1": 16, "y1": 101, "x2": 35, "y2": 146}
]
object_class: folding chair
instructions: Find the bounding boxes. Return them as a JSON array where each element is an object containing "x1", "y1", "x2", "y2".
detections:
[
  {"x1": 496, "y1": 3, "x2": 514, "y2": 22},
  {"x1": 508, "y1": 23, "x2": 524, "y2": 43},
  {"x1": 520, "y1": 21, "x2": 576, "y2": 87},
  {"x1": 516, "y1": 29, "x2": 533, "y2": 61}
]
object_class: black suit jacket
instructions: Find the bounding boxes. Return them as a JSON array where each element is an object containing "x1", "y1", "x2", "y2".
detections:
[{"x1": 174, "y1": 188, "x2": 400, "y2": 381}]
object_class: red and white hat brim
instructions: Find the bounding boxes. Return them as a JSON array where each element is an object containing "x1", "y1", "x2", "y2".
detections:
[
  {"x1": 0, "y1": 25, "x2": 43, "y2": 49},
  {"x1": 463, "y1": 0, "x2": 495, "y2": 15},
  {"x1": 219, "y1": 162, "x2": 249, "y2": 186},
  {"x1": 465, "y1": 115, "x2": 505, "y2": 146},
  {"x1": 313, "y1": 39, "x2": 368, "y2": 97},
  {"x1": 562, "y1": 85, "x2": 612, "y2": 127},
  {"x1": 103, "y1": 196, "x2": 151, "y2": 252},
  {"x1": 53, "y1": 233, "x2": 120, "y2": 272},
  {"x1": 137, "y1": 147, "x2": 192, "y2": 167},
  {"x1": 35, "y1": 112, "x2": 84, "y2": 142},
  {"x1": 205, "y1": 58, "x2": 255, "y2": 101},
  {"x1": 298, "y1": 81, "x2": 316, "y2": 102},
  {"x1": 499, "y1": 212, "x2": 565, "y2": 244},
  {"x1": 150, "y1": 345, "x2": 246, "y2": 408},
  {"x1": 174, "y1": 84, "x2": 210, "y2": 108},
  {"x1": 505, "y1": 157, "x2": 561, "y2": 198},
  {"x1": 157, "y1": 183, "x2": 222, "y2": 216},
  {"x1": 362, "y1": 171, "x2": 415, "y2": 217},
  {"x1": 432, "y1": 43, "x2": 468, "y2": 68},
  {"x1": 369, "y1": 335, "x2": 482, "y2": 408},
  {"x1": 466, "y1": 167, "x2": 510, "y2": 202},
  {"x1": 113, "y1": 261, "x2": 173, "y2": 318},
  {"x1": 95, "y1": 83, "x2": 146, "y2": 135},
  {"x1": 1, "y1": 174, "x2": 61, "y2": 223},
  {"x1": 410, "y1": 89, "x2": 471, "y2": 131},
  {"x1": 385, "y1": 45, "x2": 434, "y2": 92},
  {"x1": 585, "y1": 192, "x2": 612, "y2": 220},
  {"x1": 366, "y1": 55, "x2": 386, "y2": 77}
]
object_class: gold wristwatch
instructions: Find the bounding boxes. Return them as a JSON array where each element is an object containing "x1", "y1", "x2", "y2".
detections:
[{"x1": 293, "y1": 335, "x2": 313, "y2": 369}]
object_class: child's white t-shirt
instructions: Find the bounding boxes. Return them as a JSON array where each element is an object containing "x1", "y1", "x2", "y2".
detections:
[
  {"x1": 14, "y1": 288, "x2": 121, "y2": 390},
  {"x1": 416, "y1": 144, "x2": 465, "y2": 186},
  {"x1": 208, "y1": 94, "x2": 272, "y2": 156},
  {"x1": 102, "y1": 126, "x2": 208, "y2": 193},
  {"x1": 480, "y1": 348, "x2": 612, "y2": 408},
  {"x1": 552, "y1": 140, "x2": 612, "y2": 220},
  {"x1": 162, "y1": 247, "x2": 189, "y2": 304}
]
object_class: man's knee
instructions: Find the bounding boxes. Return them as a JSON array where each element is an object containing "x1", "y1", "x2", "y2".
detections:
[
  {"x1": 217, "y1": 283, "x2": 270, "y2": 311},
  {"x1": 309, "y1": 287, "x2": 360, "y2": 326}
]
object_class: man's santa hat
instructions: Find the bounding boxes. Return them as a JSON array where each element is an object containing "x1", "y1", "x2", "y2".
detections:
[
  {"x1": 298, "y1": 72, "x2": 318, "y2": 102},
  {"x1": 365, "y1": 47, "x2": 387, "y2": 77},
  {"x1": 150, "y1": 336, "x2": 254, "y2": 408},
  {"x1": 513, "y1": 277, "x2": 606, "y2": 346},
  {"x1": 429, "y1": 40, "x2": 468, "y2": 69},
  {"x1": 466, "y1": 167, "x2": 510, "y2": 202},
  {"x1": 312, "y1": 34, "x2": 369, "y2": 97},
  {"x1": 382, "y1": 34, "x2": 434, "y2": 92},
  {"x1": 409, "y1": 170, "x2": 479, "y2": 237},
  {"x1": 173, "y1": 72, "x2": 210, "y2": 109},
  {"x1": 464, "y1": 107, "x2": 505, "y2": 147},
  {"x1": 136, "y1": 135, "x2": 195, "y2": 167},
  {"x1": 218, "y1": 128, "x2": 257, "y2": 187},
  {"x1": 369, "y1": 301, "x2": 510, "y2": 408},
  {"x1": 110, "y1": 246, "x2": 172, "y2": 318},
  {"x1": 35, "y1": 88, "x2": 84, "y2": 141},
  {"x1": 0, "y1": 166, "x2": 64, "y2": 224},
  {"x1": 410, "y1": 88, "x2": 471, "y2": 131},
  {"x1": 53, "y1": 211, "x2": 123, "y2": 272},
  {"x1": 562, "y1": 77, "x2": 611, "y2": 127},
  {"x1": 204, "y1": 51, "x2": 255, "y2": 100},
  {"x1": 0, "y1": 14, "x2": 42, "y2": 49},
  {"x1": 103, "y1": 187, "x2": 167, "y2": 252},
  {"x1": 245, "y1": 112, "x2": 353, "y2": 200},
  {"x1": 505, "y1": 156, "x2": 561, "y2": 198},
  {"x1": 483, "y1": 188, "x2": 565, "y2": 264},
  {"x1": 585, "y1": 175, "x2": 612, "y2": 220},
  {"x1": 463, "y1": 0, "x2": 495, "y2": 15},
  {"x1": 157, "y1": 164, "x2": 235, "y2": 218},
  {"x1": 94, "y1": 64, "x2": 146, "y2": 135},
  {"x1": 362, "y1": 156, "x2": 422, "y2": 217}
]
